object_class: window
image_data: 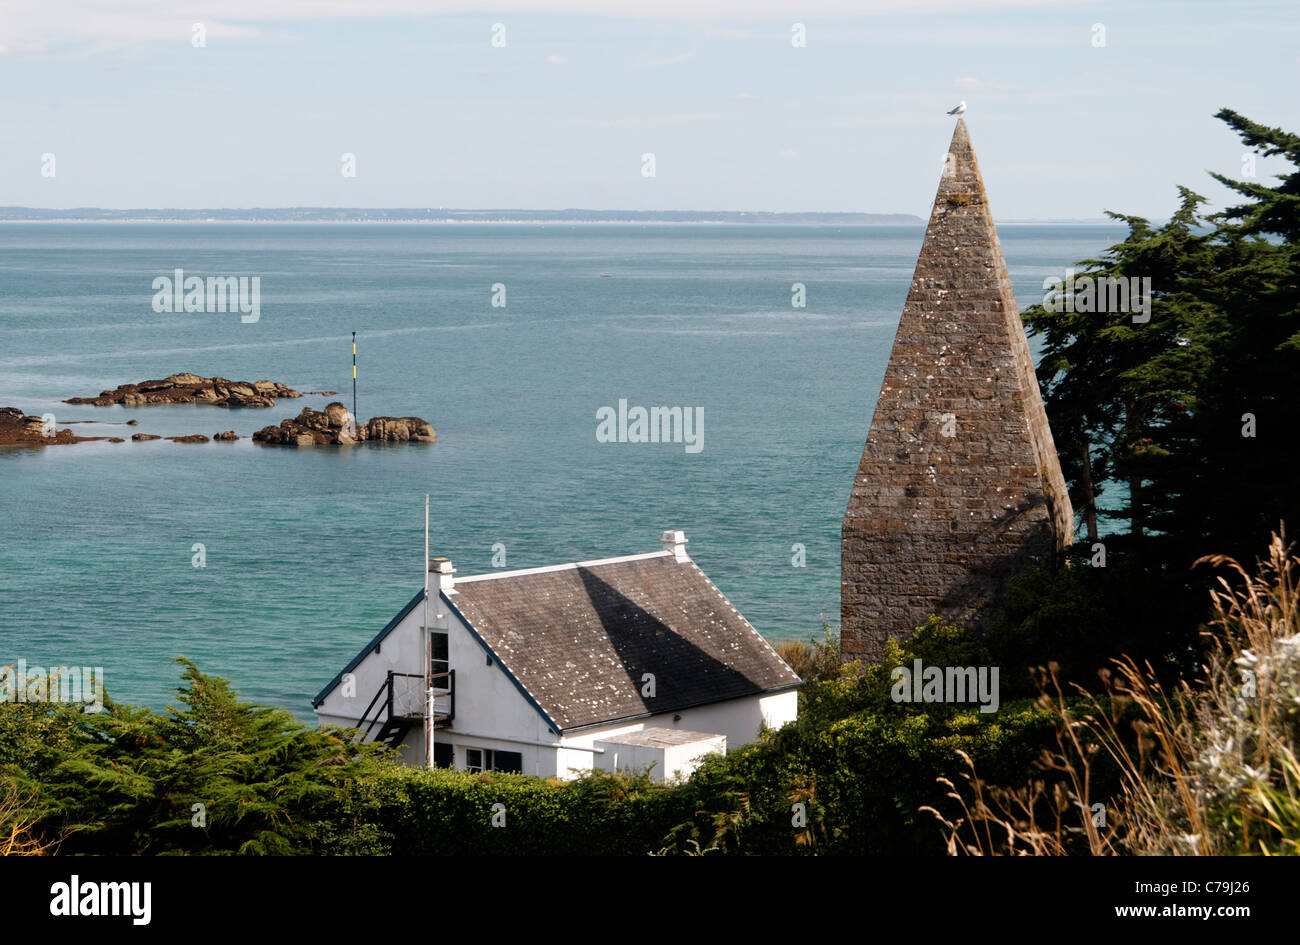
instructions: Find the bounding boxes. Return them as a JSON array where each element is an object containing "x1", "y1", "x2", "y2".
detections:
[
  {"x1": 432, "y1": 742, "x2": 453, "y2": 769},
  {"x1": 430, "y1": 632, "x2": 449, "y2": 683},
  {"x1": 464, "y1": 748, "x2": 523, "y2": 774}
]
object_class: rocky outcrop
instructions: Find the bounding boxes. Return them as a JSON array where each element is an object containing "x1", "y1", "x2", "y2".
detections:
[
  {"x1": 65, "y1": 374, "x2": 305, "y2": 409},
  {"x1": 1, "y1": 407, "x2": 81, "y2": 446},
  {"x1": 363, "y1": 416, "x2": 437, "y2": 443},
  {"x1": 252, "y1": 402, "x2": 435, "y2": 447},
  {"x1": 0, "y1": 408, "x2": 133, "y2": 445},
  {"x1": 6, "y1": 398, "x2": 428, "y2": 450}
]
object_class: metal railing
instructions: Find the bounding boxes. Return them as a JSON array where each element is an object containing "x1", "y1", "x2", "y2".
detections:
[
  {"x1": 357, "y1": 671, "x2": 424, "y2": 740},
  {"x1": 356, "y1": 669, "x2": 455, "y2": 741}
]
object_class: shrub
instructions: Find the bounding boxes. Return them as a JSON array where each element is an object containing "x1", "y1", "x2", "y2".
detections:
[
  {"x1": 4, "y1": 658, "x2": 383, "y2": 855},
  {"x1": 988, "y1": 552, "x2": 1209, "y2": 701},
  {"x1": 773, "y1": 623, "x2": 841, "y2": 685}
]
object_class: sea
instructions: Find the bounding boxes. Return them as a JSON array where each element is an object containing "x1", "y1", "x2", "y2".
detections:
[{"x1": 0, "y1": 222, "x2": 1125, "y2": 720}]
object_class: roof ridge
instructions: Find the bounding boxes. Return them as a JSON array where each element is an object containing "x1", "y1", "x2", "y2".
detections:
[{"x1": 452, "y1": 548, "x2": 673, "y2": 584}]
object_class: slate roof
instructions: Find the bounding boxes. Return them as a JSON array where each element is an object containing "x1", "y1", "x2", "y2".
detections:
[{"x1": 444, "y1": 550, "x2": 802, "y2": 732}]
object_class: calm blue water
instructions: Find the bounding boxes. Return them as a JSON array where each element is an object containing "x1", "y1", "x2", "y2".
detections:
[{"x1": 0, "y1": 223, "x2": 1123, "y2": 719}]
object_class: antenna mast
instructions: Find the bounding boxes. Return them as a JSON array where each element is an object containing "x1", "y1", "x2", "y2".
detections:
[{"x1": 423, "y1": 494, "x2": 432, "y2": 769}]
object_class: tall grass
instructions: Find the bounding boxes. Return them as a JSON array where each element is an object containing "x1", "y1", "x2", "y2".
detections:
[
  {"x1": 923, "y1": 531, "x2": 1300, "y2": 855},
  {"x1": 773, "y1": 623, "x2": 841, "y2": 684}
]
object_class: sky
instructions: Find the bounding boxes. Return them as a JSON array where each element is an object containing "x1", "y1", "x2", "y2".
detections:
[{"x1": 1, "y1": 0, "x2": 1297, "y2": 219}]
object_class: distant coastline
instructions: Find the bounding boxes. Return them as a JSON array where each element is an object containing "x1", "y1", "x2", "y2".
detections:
[{"x1": 0, "y1": 207, "x2": 926, "y2": 225}]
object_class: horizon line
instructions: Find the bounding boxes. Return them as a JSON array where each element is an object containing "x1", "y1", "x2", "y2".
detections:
[{"x1": 0, "y1": 206, "x2": 1118, "y2": 225}]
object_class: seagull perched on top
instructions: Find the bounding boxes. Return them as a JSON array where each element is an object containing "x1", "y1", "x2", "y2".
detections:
[{"x1": 947, "y1": 101, "x2": 966, "y2": 116}]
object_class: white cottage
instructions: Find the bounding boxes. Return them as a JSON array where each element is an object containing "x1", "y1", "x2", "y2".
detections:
[{"x1": 313, "y1": 530, "x2": 802, "y2": 781}]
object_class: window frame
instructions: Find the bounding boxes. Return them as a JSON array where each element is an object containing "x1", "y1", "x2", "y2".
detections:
[
  {"x1": 430, "y1": 631, "x2": 449, "y2": 684},
  {"x1": 463, "y1": 747, "x2": 523, "y2": 774}
]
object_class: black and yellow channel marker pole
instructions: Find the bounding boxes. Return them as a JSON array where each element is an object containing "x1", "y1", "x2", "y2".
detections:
[{"x1": 352, "y1": 332, "x2": 357, "y2": 424}]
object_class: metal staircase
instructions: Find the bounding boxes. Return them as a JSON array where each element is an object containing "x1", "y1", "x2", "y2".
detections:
[{"x1": 356, "y1": 670, "x2": 455, "y2": 749}]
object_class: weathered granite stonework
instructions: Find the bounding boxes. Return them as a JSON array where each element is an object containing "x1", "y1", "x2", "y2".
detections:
[{"x1": 841, "y1": 120, "x2": 1074, "y2": 663}]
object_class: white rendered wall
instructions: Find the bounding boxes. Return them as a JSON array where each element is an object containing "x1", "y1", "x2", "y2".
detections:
[
  {"x1": 595, "y1": 734, "x2": 727, "y2": 782},
  {"x1": 554, "y1": 689, "x2": 798, "y2": 780}
]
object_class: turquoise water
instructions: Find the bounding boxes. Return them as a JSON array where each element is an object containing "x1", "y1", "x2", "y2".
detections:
[{"x1": 0, "y1": 223, "x2": 1123, "y2": 719}]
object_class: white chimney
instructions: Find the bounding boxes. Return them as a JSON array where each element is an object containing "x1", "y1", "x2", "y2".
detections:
[
  {"x1": 661, "y1": 530, "x2": 689, "y2": 562},
  {"x1": 429, "y1": 557, "x2": 457, "y2": 594}
]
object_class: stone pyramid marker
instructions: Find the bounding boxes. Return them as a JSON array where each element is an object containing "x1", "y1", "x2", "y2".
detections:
[{"x1": 841, "y1": 119, "x2": 1074, "y2": 663}]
